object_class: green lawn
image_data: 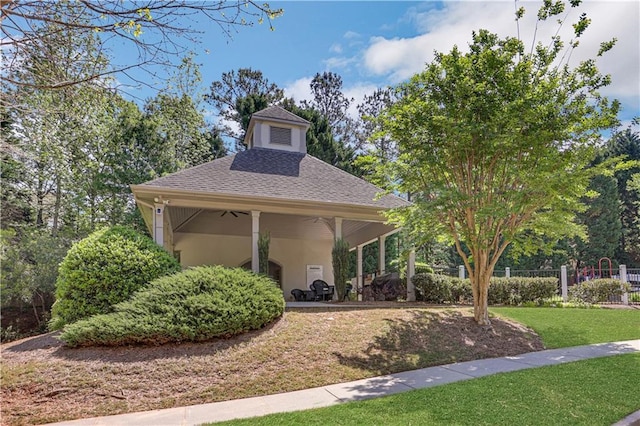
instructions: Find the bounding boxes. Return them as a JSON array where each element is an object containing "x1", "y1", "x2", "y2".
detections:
[
  {"x1": 491, "y1": 307, "x2": 640, "y2": 348},
  {"x1": 212, "y1": 308, "x2": 640, "y2": 426},
  {"x1": 216, "y1": 353, "x2": 640, "y2": 426}
]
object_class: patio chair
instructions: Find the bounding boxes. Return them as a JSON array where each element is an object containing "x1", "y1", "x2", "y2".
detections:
[
  {"x1": 311, "y1": 279, "x2": 334, "y2": 301},
  {"x1": 291, "y1": 289, "x2": 306, "y2": 302}
]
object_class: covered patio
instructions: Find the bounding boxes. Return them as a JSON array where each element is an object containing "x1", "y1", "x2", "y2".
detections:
[{"x1": 131, "y1": 106, "x2": 415, "y2": 300}]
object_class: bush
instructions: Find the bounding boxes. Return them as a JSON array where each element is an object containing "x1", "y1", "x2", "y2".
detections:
[
  {"x1": 413, "y1": 273, "x2": 454, "y2": 303},
  {"x1": 50, "y1": 226, "x2": 181, "y2": 330},
  {"x1": 412, "y1": 274, "x2": 557, "y2": 305},
  {"x1": 488, "y1": 277, "x2": 558, "y2": 305},
  {"x1": 569, "y1": 279, "x2": 631, "y2": 304},
  {"x1": 400, "y1": 262, "x2": 434, "y2": 279},
  {"x1": 60, "y1": 265, "x2": 285, "y2": 347},
  {"x1": 332, "y1": 238, "x2": 351, "y2": 301}
]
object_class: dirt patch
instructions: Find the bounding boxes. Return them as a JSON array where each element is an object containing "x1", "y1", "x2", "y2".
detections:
[{"x1": 0, "y1": 307, "x2": 543, "y2": 426}]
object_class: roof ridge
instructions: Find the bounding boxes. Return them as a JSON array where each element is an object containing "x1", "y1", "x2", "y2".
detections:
[{"x1": 252, "y1": 105, "x2": 310, "y2": 125}]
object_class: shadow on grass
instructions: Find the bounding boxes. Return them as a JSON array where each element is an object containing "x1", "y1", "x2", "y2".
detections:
[{"x1": 333, "y1": 310, "x2": 544, "y2": 376}]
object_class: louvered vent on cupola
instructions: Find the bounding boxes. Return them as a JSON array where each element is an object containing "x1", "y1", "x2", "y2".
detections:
[
  {"x1": 270, "y1": 126, "x2": 292, "y2": 145},
  {"x1": 244, "y1": 106, "x2": 311, "y2": 154}
]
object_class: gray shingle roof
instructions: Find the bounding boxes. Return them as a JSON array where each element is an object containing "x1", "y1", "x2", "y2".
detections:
[
  {"x1": 252, "y1": 105, "x2": 310, "y2": 126},
  {"x1": 136, "y1": 148, "x2": 408, "y2": 210}
]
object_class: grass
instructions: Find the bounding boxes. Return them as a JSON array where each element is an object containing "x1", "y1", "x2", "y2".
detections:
[
  {"x1": 491, "y1": 307, "x2": 640, "y2": 348},
  {"x1": 2, "y1": 306, "x2": 638, "y2": 425},
  {"x1": 215, "y1": 353, "x2": 640, "y2": 426}
]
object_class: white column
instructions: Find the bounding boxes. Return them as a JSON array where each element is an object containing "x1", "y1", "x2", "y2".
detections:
[
  {"x1": 251, "y1": 211, "x2": 260, "y2": 273},
  {"x1": 334, "y1": 217, "x2": 343, "y2": 241},
  {"x1": 505, "y1": 267, "x2": 511, "y2": 278},
  {"x1": 561, "y1": 265, "x2": 568, "y2": 302},
  {"x1": 620, "y1": 264, "x2": 629, "y2": 305},
  {"x1": 378, "y1": 235, "x2": 386, "y2": 275},
  {"x1": 458, "y1": 265, "x2": 466, "y2": 280},
  {"x1": 356, "y1": 245, "x2": 363, "y2": 301},
  {"x1": 406, "y1": 249, "x2": 416, "y2": 301},
  {"x1": 153, "y1": 203, "x2": 164, "y2": 247}
]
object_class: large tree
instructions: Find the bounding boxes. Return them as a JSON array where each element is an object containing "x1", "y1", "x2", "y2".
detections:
[
  {"x1": 605, "y1": 126, "x2": 640, "y2": 266},
  {"x1": 205, "y1": 68, "x2": 284, "y2": 148},
  {"x1": 282, "y1": 100, "x2": 360, "y2": 176},
  {"x1": 301, "y1": 72, "x2": 355, "y2": 148},
  {"x1": 378, "y1": 3, "x2": 619, "y2": 324},
  {"x1": 574, "y1": 174, "x2": 622, "y2": 269}
]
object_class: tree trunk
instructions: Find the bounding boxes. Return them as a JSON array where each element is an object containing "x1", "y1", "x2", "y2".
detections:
[
  {"x1": 51, "y1": 175, "x2": 62, "y2": 236},
  {"x1": 471, "y1": 249, "x2": 492, "y2": 325},
  {"x1": 473, "y1": 277, "x2": 490, "y2": 325}
]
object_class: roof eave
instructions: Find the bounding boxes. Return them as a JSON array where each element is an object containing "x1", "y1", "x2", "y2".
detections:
[{"x1": 130, "y1": 184, "x2": 406, "y2": 222}]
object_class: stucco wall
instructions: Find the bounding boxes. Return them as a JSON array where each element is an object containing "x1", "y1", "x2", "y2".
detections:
[
  {"x1": 252, "y1": 121, "x2": 306, "y2": 153},
  {"x1": 174, "y1": 232, "x2": 334, "y2": 300}
]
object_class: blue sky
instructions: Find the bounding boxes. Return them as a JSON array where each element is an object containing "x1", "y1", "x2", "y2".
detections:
[{"x1": 119, "y1": 1, "x2": 639, "y2": 128}]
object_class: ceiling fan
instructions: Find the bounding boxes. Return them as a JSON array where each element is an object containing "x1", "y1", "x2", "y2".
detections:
[
  {"x1": 214, "y1": 210, "x2": 249, "y2": 218},
  {"x1": 302, "y1": 216, "x2": 332, "y2": 226}
]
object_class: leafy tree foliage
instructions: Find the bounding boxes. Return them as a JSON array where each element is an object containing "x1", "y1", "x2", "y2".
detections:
[
  {"x1": 0, "y1": 229, "x2": 69, "y2": 328},
  {"x1": 356, "y1": 87, "x2": 397, "y2": 160},
  {"x1": 301, "y1": 72, "x2": 355, "y2": 147},
  {"x1": 282, "y1": 100, "x2": 361, "y2": 176},
  {"x1": 205, "y1": 68, "x2": 284, "y2": 147},
  {"x1": 574, "y1": 175, "x2": 622, "y2": 268},
  {"x1": 377, "y1": 3, "x2": 619, "y2": 324},
  {"x1": 604, "y1": 126, "x2": 640, "y2": 266}
]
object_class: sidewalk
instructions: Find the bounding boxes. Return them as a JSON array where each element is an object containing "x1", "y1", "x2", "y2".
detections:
[{"x1": 44, "y1": 339, "x2": 640, "y2": 426}]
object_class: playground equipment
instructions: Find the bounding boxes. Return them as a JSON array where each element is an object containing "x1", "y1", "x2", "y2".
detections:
[{"x1": 576, "y1": 257, "x2": 613, "y2": 282}]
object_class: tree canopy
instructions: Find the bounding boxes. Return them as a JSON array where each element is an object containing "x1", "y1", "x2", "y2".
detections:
[{"x1": 377, "y1": 4, "x2": 619, "y2": 324}]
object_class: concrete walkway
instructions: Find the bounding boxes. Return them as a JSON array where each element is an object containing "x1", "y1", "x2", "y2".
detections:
[{"x1": 44, "y1": 339, "x2": 640, "y2": 426}]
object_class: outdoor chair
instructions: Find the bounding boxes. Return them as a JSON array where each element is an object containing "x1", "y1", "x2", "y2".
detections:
[
  {"x1": 291, "y1": 289, "x2": 306, "y2": 301},
  {"x1": 290, "y1": 288, "x2": 317, "y2": 301},
  {"x1": 311, "y1": 279, "x2": 334, "y2": 301}
]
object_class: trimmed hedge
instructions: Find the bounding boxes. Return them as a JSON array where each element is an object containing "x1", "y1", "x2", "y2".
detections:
[
  {"x1": 412, "y1": 273, "x2": 558, "y2": 305},
  {"x1": 569, "y1": 279, "x2": 631, "y2": 304},
  {"x1": 488, "y1": 277, "x2": 559, "y2": 305},
  {"x1": 60, "y1": 265, "x2": 285, "y2": 347},
  {"x1": 50, "y1": 226, "x2": 181, "y2": 330}
]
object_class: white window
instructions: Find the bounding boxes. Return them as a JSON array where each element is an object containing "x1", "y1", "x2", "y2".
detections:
[{"x1": 270, "y1": 126, "x2": 292, "y2": 145}]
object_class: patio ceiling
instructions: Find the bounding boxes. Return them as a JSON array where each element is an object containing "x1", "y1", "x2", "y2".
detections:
[{"x1": 168, "y1": 206, "x2": 396, "y2": 247}]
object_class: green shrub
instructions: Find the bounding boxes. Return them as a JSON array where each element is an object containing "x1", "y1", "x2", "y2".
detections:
[
  {"x1": 60, "y1": 265, "x2": 285, "y2": 347},
  {"x1": 489, "y1": 277, "x2": 558, "y2": 305},
  {"x1": 412, "y1": 273, "x2": 469, "y2": 303},
  {"x1": 400, "y1": 262, "x2": 434, "y2": 279},
  {"x1": 332, "y1": 238, "x2": 351, "y2": 301},
  {"x1": 50, "y1": 226, "x2": 181, "y2": 330},
  {"x1": 569, "y1": 279, "x2": 630, "y2": 304},
  {"x1": 412, "y1": 274, "x2": 557, "y2": 305},
  {"x1": 415, "y1": 262, "x2": 434, "y2": 275},
  {"x1": 451, "y1": 278, "x2": 473, "y2": 304},
  {"x1": 258, "y1": 231, "x2": 270, "y2": 275}
]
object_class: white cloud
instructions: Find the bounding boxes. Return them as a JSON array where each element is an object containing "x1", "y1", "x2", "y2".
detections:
[
  {"x1": 323, "y1": 55, "x2": 357, "y2": 70},
  {"x1": 329, "y1": 43, "x2": 343, "y2": 54},
  {"x1": 362, "y1": 1, "x2": 639, "y2": 107},
  {"x1": 284, "y1": 77, "x2": 378, "y2": 120},
  {"x1": 284, "y1": 76, "x2": 313, "y2": 104},
  {"x1": 344, "y1": 30, "x2": 361, "y2": 40},
  {"x1": 344, "y1": 83, "x2": 380, "y2": 119}
]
